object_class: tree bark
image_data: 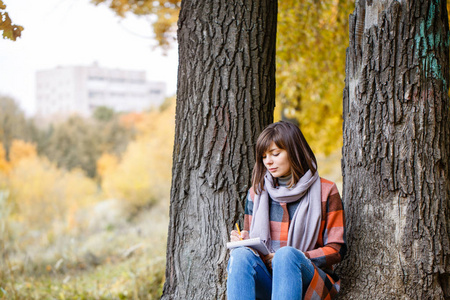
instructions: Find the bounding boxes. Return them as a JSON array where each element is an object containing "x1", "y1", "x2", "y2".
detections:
[
  {"x1": 162, "y1": 1, "x2": 277, "y2": 299},
  {"x1": 340, "y1": 0, "x2": 449, "y2": 299}
]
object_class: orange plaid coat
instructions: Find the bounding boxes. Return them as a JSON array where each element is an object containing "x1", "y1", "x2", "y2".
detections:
[{"x1": 244, "y1": 178, "x2": 347, "y2": 300}]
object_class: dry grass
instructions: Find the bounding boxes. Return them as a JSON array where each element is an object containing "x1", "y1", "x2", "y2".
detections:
[{"x1": 0, "y1": 201, "x2": 169, "y2": 300}]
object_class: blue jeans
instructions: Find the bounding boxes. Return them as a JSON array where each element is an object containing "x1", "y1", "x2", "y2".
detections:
[{"x1": 227, "y1": 246, "x2": 315, "y2": 300}]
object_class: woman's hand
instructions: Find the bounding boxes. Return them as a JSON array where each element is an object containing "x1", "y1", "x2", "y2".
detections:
[
  {"x1": 263, "y1": 253, "x2": 275, "y2": 270},
  {"x1": 229, "y1": 230, "x2": 250, "y2": 242}
]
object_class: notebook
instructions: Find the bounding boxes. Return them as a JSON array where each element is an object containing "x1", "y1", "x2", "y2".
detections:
[{"x1": 226, "y1": 237, "x2": 270, "y2": 255}]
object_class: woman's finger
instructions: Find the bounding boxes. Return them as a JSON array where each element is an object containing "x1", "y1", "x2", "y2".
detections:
[
  {"x1": 240, "y1": 230, "x2": 250, "y2": 239},
  {"x1": 230, "y1": 234, "x2": 241, "y2": 242},
  {"x1": 230, "y1": 230, "x2": 240, "y2": 237}
]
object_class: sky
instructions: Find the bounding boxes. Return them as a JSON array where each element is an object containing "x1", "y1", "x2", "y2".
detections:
[{"x1": 0, "y1": 0, "x2": 179, "y2": 116}]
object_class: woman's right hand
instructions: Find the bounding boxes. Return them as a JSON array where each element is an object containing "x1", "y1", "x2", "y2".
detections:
[{"x1": 230, "y1": 230, "x2": 250, "y2": 242}]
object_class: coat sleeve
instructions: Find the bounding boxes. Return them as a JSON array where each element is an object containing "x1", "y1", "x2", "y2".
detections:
[{"x1": 304, "y1": 182, "x2": 347, "y2": 270}]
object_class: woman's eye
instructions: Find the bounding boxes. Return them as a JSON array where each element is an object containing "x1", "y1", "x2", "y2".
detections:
[
  {"x1": 262, "y1": 156, "x2": 266, "y2": 159},
  {"x1": 273, "y1": 153, "x2": 279, "y2": 156}
]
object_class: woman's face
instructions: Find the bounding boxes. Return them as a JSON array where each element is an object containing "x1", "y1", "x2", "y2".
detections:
[{"x1": 262, "y1": 142, "x2": 291, "y2": 178}]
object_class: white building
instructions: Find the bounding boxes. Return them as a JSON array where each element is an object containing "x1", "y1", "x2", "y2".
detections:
[{"x1": 36, "y1": 63, "x2": 166, "y2": 118}]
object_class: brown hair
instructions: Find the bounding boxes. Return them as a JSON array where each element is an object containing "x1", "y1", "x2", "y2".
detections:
[{"x1": 252, "y1": 121, "x2": 317, "y2": 194}]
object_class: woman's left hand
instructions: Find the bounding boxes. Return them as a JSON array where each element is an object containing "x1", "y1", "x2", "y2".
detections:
[{"x1": 263, "y1": 253, "x2": 275, "y2": 270}]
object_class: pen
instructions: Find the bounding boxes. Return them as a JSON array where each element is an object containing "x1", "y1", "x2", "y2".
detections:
[{"x1": 235, "y1": 223, "x2": 243, "y2": 240}]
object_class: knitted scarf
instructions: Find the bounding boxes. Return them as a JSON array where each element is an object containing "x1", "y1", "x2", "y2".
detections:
[{"x1": 249, "y1": 170, "x2": 322, "y2": 253}]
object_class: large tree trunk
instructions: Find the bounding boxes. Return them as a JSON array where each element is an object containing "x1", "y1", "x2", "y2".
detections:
[
  {"x1": 340, "y1": 0, "x2": 449, "y2": 298},
  {"x1": 162, "y1": 1, "x2": 277, "y2": 299}
]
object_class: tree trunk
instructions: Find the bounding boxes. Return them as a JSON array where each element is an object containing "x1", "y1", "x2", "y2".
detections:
[
  {"x1": 340, "y1": 0, "x2": 449, "y2": 298},
  {"x1": 162, "y1": 1, "x2": 277, "y2": 299}
]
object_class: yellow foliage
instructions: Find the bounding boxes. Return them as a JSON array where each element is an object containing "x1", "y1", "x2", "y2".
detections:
[
  {"x1": 97, "y1": 153, "x2": 119, "y2": 178},
  {"x1": 101, "y1": 100, "x2": 175, "y2": 207},
  {"x1": 9, "y1": 139, "x2": 37, "y2": 166},
  {"x1": 8, "y1": 156, "x2": 98, "y2": 230},
  {"x1": 0, "y1": 144, "x2": 11, "y2": 173},
  {"x1": 92, "y1": 0, "x2": 180, "y2": 51},
  {"x1": 0, "y1": 0, "x2": 24, "y2": 41},
  {"x1": 119, "y1": 112, "x2": 146, "y2": 129},
  {"x1": 276, "y1": 0, "x2": 353, "y2": 154},
  {"x1": 119, "y1": 98, "x2": 175, "y2": 136}
]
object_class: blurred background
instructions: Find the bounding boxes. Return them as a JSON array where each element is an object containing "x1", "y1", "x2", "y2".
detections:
[{"x1": 0, "y1": 0, "x2": 351, "y2": 298}]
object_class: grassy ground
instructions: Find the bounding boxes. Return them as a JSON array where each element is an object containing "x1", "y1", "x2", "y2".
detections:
[{"x1": 0, "y1": 202, "x2": 169, "y2": 300}]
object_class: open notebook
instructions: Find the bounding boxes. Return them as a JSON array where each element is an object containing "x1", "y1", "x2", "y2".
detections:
[{"x1": 226, "y1": 237, "x2": 270, "y2": 255}]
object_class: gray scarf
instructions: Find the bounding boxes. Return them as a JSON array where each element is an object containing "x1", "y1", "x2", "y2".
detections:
[{"x1": 249, "y1": 170, "x2": 322, "y2": 253}]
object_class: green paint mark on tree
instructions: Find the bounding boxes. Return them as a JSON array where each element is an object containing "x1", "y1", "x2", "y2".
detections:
[
  {"x1": 426, "y1": 0, "x2": 436, "y2": 29},
  {"x1": 413, "y1": 0, "x2": 448, "y2": 92}
]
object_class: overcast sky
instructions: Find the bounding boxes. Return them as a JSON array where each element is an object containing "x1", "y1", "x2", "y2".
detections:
[{"x1": 0, "y1": 0, "x2": 178, "y2": 116}]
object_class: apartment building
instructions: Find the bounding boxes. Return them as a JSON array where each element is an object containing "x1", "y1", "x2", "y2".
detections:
[{"x1": 36, "y1": 63, "x2": 166, "y2": 118}]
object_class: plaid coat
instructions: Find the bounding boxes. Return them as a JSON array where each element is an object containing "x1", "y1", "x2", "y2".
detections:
[{"x1": 244, "y1": 178, "x2": 347, "y2": 300}]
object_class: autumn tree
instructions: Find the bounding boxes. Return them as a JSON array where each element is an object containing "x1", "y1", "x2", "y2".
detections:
[
  {"x1": 0, "y1": 144, "x2": 10, "y2": 174},
  {"x1": 276, "y1": 0, "x2": 353, "y2": 154},
  {"x1": 0, "y1": 0, "x2": 23, "y2": 41},
  {"x1": 0, "y1": 96, "x2": 37, "y2": 159},
  {"x1": 339, "y1": 0, "x2": 449, "y2": 298},
  {"x1": 91, "y1": 0, "x2": 180, "y2": 51},
  {"x1": 161, "y1": 0, "x2": 277, "y2": 298},
  {"x1": 92, "y1": 106, "x2": 115, "y2": 122},
  {"x1": 100, "y1": 101, "x2": 175, "y2": 208},
  {"x1": 7, "y1": 149, "x2": 98, "y2": 232},
  {"x1": 40, "y1": 114, "x2": 134, "y2": 178}
]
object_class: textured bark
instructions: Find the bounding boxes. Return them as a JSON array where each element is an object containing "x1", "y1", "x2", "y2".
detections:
[
  {"x1": 339, "y1": 0, "x2": 450, "y2": 299},
  {"x1": 161, "y1": 1, "x2": 277, "y2": 299}
]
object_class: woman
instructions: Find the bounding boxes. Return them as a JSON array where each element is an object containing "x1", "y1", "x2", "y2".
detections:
[{"x1": 227, "y1": 121, "x2": 347, "y2": 300}]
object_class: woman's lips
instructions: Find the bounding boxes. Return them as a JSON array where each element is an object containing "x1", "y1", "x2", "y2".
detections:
[{"x1": 268, "y1": 168, "x2": 277, "y2": 172}]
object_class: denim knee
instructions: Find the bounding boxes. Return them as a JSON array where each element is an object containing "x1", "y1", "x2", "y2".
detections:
[
  {"x1": 228, "y1": 247, "x2": 260, "y2": 274},
  {"x1": 273, "y1": 246, "x2": 308, "y2": 266},
  {"x1": 271, "y1": 247, "x2": 314, "y2": 299},
  {"x1": 230, "y1": 247, "x2": 259, "y2": 264},
  {"x1": 227, "y1": 247, "x2": 272, "y2": 300}
]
